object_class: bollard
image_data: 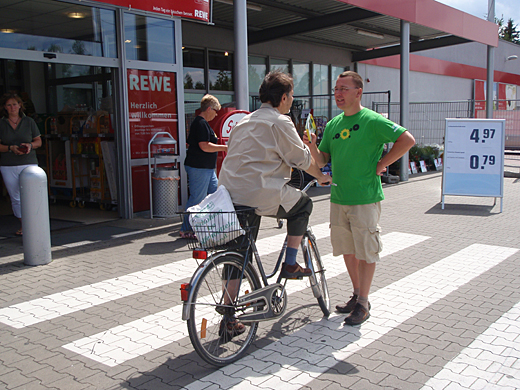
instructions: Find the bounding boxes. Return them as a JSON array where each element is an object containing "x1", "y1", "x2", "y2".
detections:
[{"x1": 20, "y1": 166, "x2": 52, "y2": 266}]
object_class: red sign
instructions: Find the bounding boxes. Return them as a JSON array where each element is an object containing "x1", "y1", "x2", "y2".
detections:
[
  {"x1": 474, "y1": 80, "x2": 485, "y2": 111},
  {"x1": 128, "y1": 69, "x2": 178, "y2": 159},
  {"x1": 208, "y1": 109, "x2": 249, "y2": 175},
  {"x1": 128, "y1": 69, "x2": 178, "y2": 212},
  {"x1": 498, "y1": 83, "x2": 507, "y2": 110},
  {"x1": 93, "y1": 0, "x2": 211, "y2": 22},
  {"x1": 475, "y1": 80, "x2": 507, "y2": 112}
]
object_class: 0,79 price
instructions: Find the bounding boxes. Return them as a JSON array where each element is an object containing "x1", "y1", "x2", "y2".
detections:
[
  {"x1": 469, "y1": 155, "x2": 495, "y2": 170},
  {"x1": 470, "y1": 128, "x2": 495, "y2": 143}
]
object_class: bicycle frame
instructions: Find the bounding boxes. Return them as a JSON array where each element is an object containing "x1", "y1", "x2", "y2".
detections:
[
  {"x1": 182, "y1": 179, "x2": 320, "y2": 322},
  {"x1": 181, "y1": 177, "x2": 330, "y2": 367},
  {"x1": 181, "y1": 233, "x2": 285, "y2": 322}
]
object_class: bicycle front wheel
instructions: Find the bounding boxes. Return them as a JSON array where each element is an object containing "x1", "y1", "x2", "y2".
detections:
[
  {"x1": 288, "y1": 168, "x2": 305, "y2": 190},
  {"x1": 303, "y1": 234, "x2": 331, "y2": 317},
  {"x1": 187, "y1": 253, "x2": 261, "y2": 366}
]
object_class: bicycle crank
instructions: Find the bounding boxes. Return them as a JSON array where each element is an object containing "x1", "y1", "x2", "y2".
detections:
[{"x1": 235, "y1": 283, "x2": 287, "y2": 323}]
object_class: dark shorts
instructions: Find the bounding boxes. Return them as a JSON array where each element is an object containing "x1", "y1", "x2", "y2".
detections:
[{"x1": 273, "y1": 192, "x2": 313, "y2": 236}]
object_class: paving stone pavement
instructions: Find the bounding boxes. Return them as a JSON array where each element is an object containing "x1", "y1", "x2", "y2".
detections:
[{"x1": 0, "y1": 171, "x2": 519, "y2": 390}]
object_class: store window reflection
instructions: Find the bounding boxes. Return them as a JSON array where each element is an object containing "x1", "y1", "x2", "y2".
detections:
[
  {"x1": 183, "y1": 48, "x2": 205, "y2": 90},
  {"x1": 0, "y1": 60, "x2": 23, "y2": 95},
  {"x1": 249, "y1": 56, "x2": 266, "y2": 94},
  {"x1": 0, "y1": 1, "x2": 116, "y2": 57},
  {"x1": 47, "y1": 64, "x2": 112, "y2": 113},
  {"x1": 293, "y1": 62, "x2": 310, "y2": 96},
  {"x1": 313, "y1": 64, "x2": 329, "y2": 95},
  {"x1": 124, "y1": 14, "x2": 176, "y2": 63},
  {"x1": 270, "y1": 58, "x2": 289, "y2": 73},
  {"x1": 331, "y1": 65, "x2": 346, "y2": 117},
  {"x1": 209, "y1": 51, "x2": 233, "y2": 91}
]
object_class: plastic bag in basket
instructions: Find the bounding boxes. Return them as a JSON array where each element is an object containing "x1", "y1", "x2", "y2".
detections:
[{"x1": 187, "y1": 185, "x2": 245, "y2": 247}]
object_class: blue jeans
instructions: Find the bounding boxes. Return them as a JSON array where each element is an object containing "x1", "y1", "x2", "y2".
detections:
[{"x1": 181, "y1": 166, "x2": 218, "y2": 232}]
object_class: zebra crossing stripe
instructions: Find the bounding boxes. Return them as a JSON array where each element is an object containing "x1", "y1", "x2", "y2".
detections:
[
  {"x1": 421, "y1": 300, "x2": 520, "y2": 390},
  {"x1": 0, "y1": 223, "x2": 329, "y2": 329},
  {"x1": 61, "y1": 232, "x2": 429, "y2": 367},
  {"x1": 184, "y1": 243, "x2": 518, "y2": 390}
]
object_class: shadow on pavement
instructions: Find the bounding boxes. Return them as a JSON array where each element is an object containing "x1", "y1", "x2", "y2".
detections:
[
  {"x1": 118, "y1": 304, "x2": 359, "y2": 390},
  {"x1": 426, "y1": 202, "x2": 498, "y2": 216},
  {"x1": 0, "y1": 223, "x2": 187, "y2": 275}
]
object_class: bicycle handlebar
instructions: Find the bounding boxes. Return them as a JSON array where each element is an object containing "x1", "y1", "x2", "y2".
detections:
[{"x1": 302, "y1": 179, "x2": 317, "y2": 193}]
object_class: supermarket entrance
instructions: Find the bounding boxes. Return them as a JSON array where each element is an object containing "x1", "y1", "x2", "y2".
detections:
[{"x1": 0, "y1": 58, "x2": 120, "y2": 237}]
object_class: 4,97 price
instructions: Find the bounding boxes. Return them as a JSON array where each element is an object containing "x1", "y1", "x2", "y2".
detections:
[
  {"x1": 470, "y1": 128, "x2": 495, "y2": 143},
  {"x1": 469, "y1": 155, "x2": 495, "y2": 169}
]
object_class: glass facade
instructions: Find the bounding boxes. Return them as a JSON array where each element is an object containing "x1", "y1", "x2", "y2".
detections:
[
  {"x1": 332, "y1": 65, "x2": 345, "y2": 82},
  {"x1": 248, "y1": 56, "x2": 266, "y2": 96},
  {"x1": 209, "y1": 51, "x2": 233, "y2": 91},
  {"x1": 0, "y1": 60, "x2": 23, "y2": 94},
  {"x1": 331, "y1": 65, "x2": 347, "y2": 117},
  {"x1": 46, "y1": 65, "x2": 112, "y2": 113},
  {"x1": 0, "y1": 1, "x2": 117, "y2": 58},
  {"x1": 270, "y1": 58, "x2": 289, "y2": 73},
  {"x1": 293, "y1": 61, "x2": 310, "y2": 96},
  {"x1": 183, "y1": 48, "x2": 206, "y2": 90},
  {"x1": 183, "y1": 48, "x2": 235, "y2": 130},
  {"x1": 313, "y1": 64, "x2": 329, "y2": 96},
  {"x1": 181, "y1": 51, "x2": 345, "y2": 117},
  {"x1": 124, "y1": 14, "x2": 176, "y2": 63}
]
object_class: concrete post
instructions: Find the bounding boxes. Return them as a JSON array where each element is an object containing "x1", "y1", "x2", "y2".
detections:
[
  {"x1": 20, "y1": 166, "x2": 52, "y2": 266},
  {"x1": 486, "y1": 0, "x2": 495, "y2": 119},
  {"x1": 399, "y1": 20, "x2": 410, "y2": 181},
  {"x1": 234, "y1": 0, "x2": 249, "y2": 110}
]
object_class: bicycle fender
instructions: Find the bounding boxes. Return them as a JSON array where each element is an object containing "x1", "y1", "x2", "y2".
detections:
[{"x1": 182, "y1": 251, "x2": 245, "y2": 321}]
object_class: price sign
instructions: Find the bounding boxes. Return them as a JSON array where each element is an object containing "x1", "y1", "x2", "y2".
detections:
[{"x1": 442, "y1": 119, "x2": 505, "y2": 210}]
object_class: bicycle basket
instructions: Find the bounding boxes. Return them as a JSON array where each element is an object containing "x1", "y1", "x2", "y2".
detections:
[{"x1": 181, "y1": 208, "x2": 255, "y2": 250}]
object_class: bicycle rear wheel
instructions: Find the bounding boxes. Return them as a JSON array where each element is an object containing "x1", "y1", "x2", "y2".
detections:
[
  {"x1": 187, "y1": 253, "x2": 261, "y2": 366},
  {"x1": 303, "y1": 234, "x2": 330, "y2": 316}
]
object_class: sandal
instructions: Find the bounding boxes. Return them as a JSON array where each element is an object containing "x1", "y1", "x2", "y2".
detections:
[
  {"x1": 219, "y1": 317, "x2": 246, "y2": 342},
  {"x1": 15, "y1": 229, "x2": 23, "y2": 236}
]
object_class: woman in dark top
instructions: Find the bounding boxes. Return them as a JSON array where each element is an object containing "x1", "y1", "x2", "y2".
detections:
[
  {"x1": 180, "y1": 94, "x2": 227, "y2": 238},
  {"x1": 0, "y1": 92, "x2": 42, "y2": 236}
]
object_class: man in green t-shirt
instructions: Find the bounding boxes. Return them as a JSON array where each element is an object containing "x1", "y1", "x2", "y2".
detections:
[{"x1": 306, "y1": 71, "x2": 415, "y2": 326}]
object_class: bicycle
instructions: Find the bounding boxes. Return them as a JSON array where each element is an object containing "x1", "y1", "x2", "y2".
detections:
[{"x1": 179, "y1": 179, "x2": 330, "y2": 367}]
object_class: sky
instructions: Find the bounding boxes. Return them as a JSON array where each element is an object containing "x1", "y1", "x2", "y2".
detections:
[{"x1": 436, "y1": 0, "x2": 520, "y2": 26}]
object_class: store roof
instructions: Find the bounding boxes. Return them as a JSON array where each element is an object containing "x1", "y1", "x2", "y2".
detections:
[{"x1": 212, "y1": 0, "x2": 499, "y2": 61}]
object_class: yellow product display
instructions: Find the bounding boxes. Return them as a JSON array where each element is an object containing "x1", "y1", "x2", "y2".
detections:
[
  {"x1": 305, "y1": 113, "x2": 316, "y2": 140},
  {"x1": 77, "y1": 141, "x2": 100, "y2": 155}
]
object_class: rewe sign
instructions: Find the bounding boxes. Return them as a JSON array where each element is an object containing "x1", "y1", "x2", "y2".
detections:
[
  {"x1": 92, "y1": 0, "x2": 211, "y2": 23},
  {"x1": 128, "y1": 74, "x2": 172, "y2": 92}
]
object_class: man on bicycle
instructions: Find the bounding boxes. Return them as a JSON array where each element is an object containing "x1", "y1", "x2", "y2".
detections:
[{"x1": 219, "y1": 71, "x2": 331, "y2": 279}]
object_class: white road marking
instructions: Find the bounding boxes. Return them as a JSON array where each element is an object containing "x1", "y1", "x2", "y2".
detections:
[
  {"x1": 421, "y1": 300, "x2": 520, "y2": 390},
  {"x1": 181, "y1": 244, "x2": 518, "y2": 390},
  {"x1": 61, "y1": 232, "x2": 429, "y2": 367},
  {"x1": 0, "y1": 223, "x2": 329, "y2": 329}
]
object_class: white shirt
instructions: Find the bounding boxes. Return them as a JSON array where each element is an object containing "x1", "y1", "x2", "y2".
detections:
[{"x1": 218, "y1": 103, "x2": 312, "y2": 215}]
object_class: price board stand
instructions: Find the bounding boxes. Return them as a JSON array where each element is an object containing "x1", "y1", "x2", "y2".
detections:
[{"x1": 441, "y1": 119, "x2": 506, "y2": 212}]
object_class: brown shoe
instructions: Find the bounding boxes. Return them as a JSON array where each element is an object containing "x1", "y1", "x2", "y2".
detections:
[
  {"x1": 335, "y1": 294, "x2": 358, "y2": 313},
  {"x1": 344, "y1": 303, "x2": 370, "y2": 326},
  {"x1": 280, "y1": 263, "x2": 312, "y2": 279},
  {"x1": 336, "y1": 296, "x2": 371, "y2": 314}
]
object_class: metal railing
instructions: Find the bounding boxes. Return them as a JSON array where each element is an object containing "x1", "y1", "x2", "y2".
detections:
[{"x1": 373, "y1": 99, "x2": 520, "y2": 150}]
